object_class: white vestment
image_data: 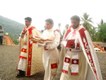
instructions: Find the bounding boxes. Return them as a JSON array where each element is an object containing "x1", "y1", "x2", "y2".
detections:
[
  {"x1": 17, "y1": 26, "x2": 43, "y2": 76},
  {"x1": 41, "y1": 28, "x2": 60, "y2": 80},
  {"x1": 59, "y1": 25, "x2": 103, "y2": 80}
]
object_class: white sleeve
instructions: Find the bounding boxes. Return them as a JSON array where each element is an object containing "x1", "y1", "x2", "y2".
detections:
[
  {"x1": 61, "y1": 40, "x2": 67, "y2": 47},
  {"x1": 32, "y1": 28, "x2": 41, "y2": 38},
  {"x1": 47, "y1": 31, "x2": 60, "y2": 49}
]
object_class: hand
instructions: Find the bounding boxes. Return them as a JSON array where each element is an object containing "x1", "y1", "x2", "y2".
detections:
[
  {"x1": 31, "y1": 37, "x2": 45, "y2": 43},
  {"x1": 38, "y1": 40, "x2": 44, "y2": 44},
  {"x1": 31, "y1": 37, "x2": 40, "y2": 42},
  {"x1": 21, "y1": 35, "x2": 24, "y2": 38},
  {"x1": 23, "y1": 29, "x2": 27, "y2": 34}
]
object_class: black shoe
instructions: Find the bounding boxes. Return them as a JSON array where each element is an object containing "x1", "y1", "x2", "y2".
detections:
[{"x1": 16, "y1": 70, "x2": 25, "y2": 78}]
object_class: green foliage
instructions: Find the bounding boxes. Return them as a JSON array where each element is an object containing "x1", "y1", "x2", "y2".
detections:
[
  {"x1": 98, "y1": 22, "x2": 106, "y2": 42},
  {"x1": 81, "y1": 13, "x2": 96, "y2": 41}
]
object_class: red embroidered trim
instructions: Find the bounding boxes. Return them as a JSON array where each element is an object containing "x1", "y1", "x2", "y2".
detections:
[
  {"x1": 26, "y1": 27, "x2": 35, "y2": 76},
  {"x1": 71, "y1": 73, "x2": 78, "y2": 75},
  {"x1": 79, "y1": 28, "x2": 98, "y2": 80},
  {"x1": 72, "y1": 59, "x2": 79, "y2": 64},
  {"x1": 51, "y1": 63, "x2": 58, "y2": 69},
  {"x1": 64, "y1": 27, "x2": 71, "y2": 39},
  {"x1": 62, "y1": 70, "x2": 68, "y2": 74},
  {"x1": 65, "y1": 57, "x2": 71, "y2": 63}
]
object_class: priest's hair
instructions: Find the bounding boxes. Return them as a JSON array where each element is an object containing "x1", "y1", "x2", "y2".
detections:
[
  {"x1": 45, "y1": 18, "x2": 54, "y2": 26},
  {"x1": 25, "y1": 17, "x2": 32, "y2": 22},
  {"x1": 71, "y1": 15, "x2": 80, "y2": 22}
]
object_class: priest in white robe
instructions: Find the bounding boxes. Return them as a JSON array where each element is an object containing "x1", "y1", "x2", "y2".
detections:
[
  {"x1": 16, "y1": 17, "x2": 41, "y2": 78},
  {"x1": 40, "y1": 18, "x2": 60, "y2": 80},
  {"x1": 59, "y1": 15, "x2": 103, "y2": 80}
]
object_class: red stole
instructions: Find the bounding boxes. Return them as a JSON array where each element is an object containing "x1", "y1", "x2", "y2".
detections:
[
  {"x1": 62, "y1": 26, "x2": 100, "y2": 79},
  {"x1": 26, "y1": 26, "x2": 35, "y2": 76},
  {"x1": 79, "y1": 28, "x2": 98, "y2": 80},
  {"x1": 63, "y1": 27, "x2": 71, "y2": 40}
]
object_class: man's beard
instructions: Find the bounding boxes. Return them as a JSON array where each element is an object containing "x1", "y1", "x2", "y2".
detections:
[
  {"x1": 26, "y1": 24, "x2": 30, "y2": 27},
  {"x1": 73, "y1": 24, "x2": 79, "y2": 29}
]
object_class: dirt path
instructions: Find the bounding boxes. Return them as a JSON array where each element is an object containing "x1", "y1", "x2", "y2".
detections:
[
  {"x1": 0, "y1": 45, "x2": 44, "y2": 80},
  {"x1": 0, "y1": 45, "x2": 106, "y2": 80}
]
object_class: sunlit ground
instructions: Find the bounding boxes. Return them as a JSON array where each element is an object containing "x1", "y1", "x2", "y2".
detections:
[{"x1": 0, "y1": 45, "x2": 106, "y2": 80}]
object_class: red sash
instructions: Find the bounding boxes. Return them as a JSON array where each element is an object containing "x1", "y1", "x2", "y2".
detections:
[
  {"x1": 79, "y1": 28, "x2": 98, "y2": 80},
  {"x1": 26, "y1": 26, "x2": 35, "y2": 76}
]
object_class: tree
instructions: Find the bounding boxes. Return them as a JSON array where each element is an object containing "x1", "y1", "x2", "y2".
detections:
[
  {"x1": 81, "y1": 13, "x2": 96, "y2": 41},
  {"x1": 97, "y1": 20, "x2": 106, "y2": 42}
]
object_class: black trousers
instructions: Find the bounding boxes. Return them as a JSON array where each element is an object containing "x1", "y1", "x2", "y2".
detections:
[{"x1": 0, "y1": 36, "x2": 3, "y2": 45}]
